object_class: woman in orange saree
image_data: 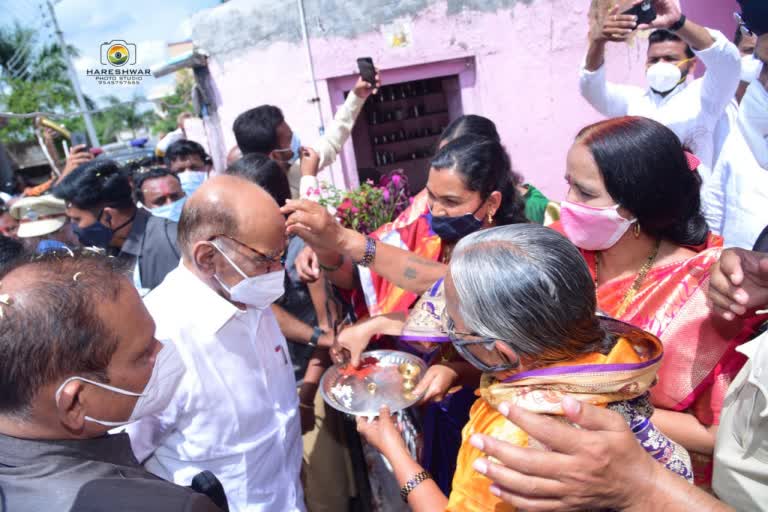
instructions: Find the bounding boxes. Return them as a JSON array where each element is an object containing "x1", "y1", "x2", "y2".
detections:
[
  {"x1": 357, "y1": 224, "x2": 693, "y2": 512},
  {"x1": 555, "y1": 116, "x2": 766, "y2": 486}
]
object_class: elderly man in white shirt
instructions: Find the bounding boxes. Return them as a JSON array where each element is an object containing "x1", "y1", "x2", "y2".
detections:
[
  {"x1": 125, "y1": 175, "x2": 303, "y2": 512},
  {"x1": 580, "y1": 0, "x2": 740, "y2": 175},
  {"x1": 702, "y1": 33, "x2": 768, "y2": 249}
]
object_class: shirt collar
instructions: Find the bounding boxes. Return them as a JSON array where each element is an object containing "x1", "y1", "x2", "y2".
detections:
[
  {"x1": 0, "y1": 432, "x2": 139, "y2": 468},
  {"x1": 170, "y1": 261, "x2": 244, "y2": 334}
]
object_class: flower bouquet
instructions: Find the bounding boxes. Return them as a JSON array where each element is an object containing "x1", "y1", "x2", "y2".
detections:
[{"x1": 318, "y1": 170, "x2": 410, "y2": 235}]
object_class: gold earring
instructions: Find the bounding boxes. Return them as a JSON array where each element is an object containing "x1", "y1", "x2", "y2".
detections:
[
  {"x1": 487, "y1": 211, "x2": 494, "y2": 224},
  {"x1": 633, "y1": 223, "x2": 641, "y2": 239}
]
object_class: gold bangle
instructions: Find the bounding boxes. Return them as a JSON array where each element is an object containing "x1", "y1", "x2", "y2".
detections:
[{"x1": 298, "y1": 402, "x2": 314, "y2": 411}]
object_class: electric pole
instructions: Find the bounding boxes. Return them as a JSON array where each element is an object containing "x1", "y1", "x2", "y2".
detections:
[{"x1": 45, "y1": 0, "x2": 99, "y2": 146}]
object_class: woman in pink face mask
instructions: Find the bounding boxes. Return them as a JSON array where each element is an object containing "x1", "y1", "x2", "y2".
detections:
[{"x1": 555, "y1": 116, "x2": 766, "y2": 489}]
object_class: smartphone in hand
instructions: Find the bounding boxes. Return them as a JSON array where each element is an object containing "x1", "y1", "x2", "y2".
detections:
[
  {"x1": 357, "y1": 57, "x2": 376, "y2": 86},
  {"x1": 622, "y1": 0, "x2": 656, "y2": 27},
  {"x1": 71, "y1": 131, "x2": 90, "y2": 151}
]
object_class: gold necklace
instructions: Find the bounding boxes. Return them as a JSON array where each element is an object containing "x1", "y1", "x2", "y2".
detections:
[{"x1": 595, "y1": 239, "x2": 661, "y2": 318}]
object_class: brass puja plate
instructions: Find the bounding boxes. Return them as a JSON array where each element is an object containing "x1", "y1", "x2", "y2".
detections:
[{"x1": 320, "y1": 350, "x2": 427, "y2": 417}]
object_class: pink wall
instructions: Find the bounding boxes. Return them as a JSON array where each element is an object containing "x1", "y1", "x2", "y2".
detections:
[{"x1": 200, "y1": 0, "x2": 738, "y2": 201}]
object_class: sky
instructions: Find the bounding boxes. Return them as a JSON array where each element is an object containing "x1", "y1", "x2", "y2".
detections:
[{"x1": 2, "y1": 0, "x2": 219, "y2": 107}]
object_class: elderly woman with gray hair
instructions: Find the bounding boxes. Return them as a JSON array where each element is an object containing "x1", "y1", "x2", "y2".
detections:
[{"x1": 357, "y1": 223, "x2": 693, "y2": 512}]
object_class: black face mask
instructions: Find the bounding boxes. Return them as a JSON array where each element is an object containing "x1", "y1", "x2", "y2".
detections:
[
  {"x1": 427, "y1": 202, "x2": 485, "y2": 242},
  {"x1": 73, "y1": 209, "x2": 134, "y2": 249}
]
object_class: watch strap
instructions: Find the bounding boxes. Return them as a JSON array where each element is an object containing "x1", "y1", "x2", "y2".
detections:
[
  {"x1": 308, "y1": 326, "x2": 324, "y2": 347},
  {"x1": 669, "y1": 13, "x2": 686, "y2": 32}
]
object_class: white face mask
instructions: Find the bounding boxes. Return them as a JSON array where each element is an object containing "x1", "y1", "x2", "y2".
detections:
[
  {"x1": 739, "y1": 80, "x2": 768, "y2": 170},
  {"x1": 150, "y1": 197, "x2": 186, "y2": 223},
  {"x1": 54, "y1": 341, "x2": 185, "y2": 427},
  {"x1": 646, "y1": 62, "x2": 686, "y2": 94},
  {"x1": 741, "y1": 55, "x2": 764, "y2": 84},
  {"x1": 212, "y1": 242, "x2": 285, "y2": 309},
  {"x1": 177, "y1": 170, "x2": 208, "y2": 196}
]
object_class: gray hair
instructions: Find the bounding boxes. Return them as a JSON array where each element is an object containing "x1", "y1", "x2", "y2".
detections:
[{"x1": 450, "y1": 224, "x2": 608, "y2": 365}]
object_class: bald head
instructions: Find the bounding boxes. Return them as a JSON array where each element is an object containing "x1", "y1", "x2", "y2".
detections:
[{"x1": 177, "y1": 175, "x2": 285, "y2": 259}]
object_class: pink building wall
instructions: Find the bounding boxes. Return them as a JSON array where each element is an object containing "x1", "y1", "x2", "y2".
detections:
[{"x1": 195, "y1": 0, "x2": 738, "y2": 200}]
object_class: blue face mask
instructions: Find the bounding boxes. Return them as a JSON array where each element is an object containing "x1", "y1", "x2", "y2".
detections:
[
  {"x1": 72, "y1": 209, "x2": 134, "y2": 249},
  {"x1": 73, "y1": 221, "x2": 113, "y2": 248},
  {"x1": 177, "y1": 170, "x2": 208, "y2": 196},
  {"x1": 150, "y1": 197, "x2": 186, "y2": 223},
  {"x1": 289, "y1": 133, "x2": 301, "y2": 164},
  {"x1": 427, "y1": 211, "x2": 483, "y2": 242}
]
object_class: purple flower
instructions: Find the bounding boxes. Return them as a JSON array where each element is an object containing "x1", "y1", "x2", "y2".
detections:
[
  {"x1": 382, "y1": 189, "x2": 391, "y2": 201},
  {"x1": 391, "y1": 174, "x2": 402, "y2": 187}
]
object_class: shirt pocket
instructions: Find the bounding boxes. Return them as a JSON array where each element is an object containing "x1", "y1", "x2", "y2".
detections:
[{"x1": 731, "y1": 379, "x2": 768, "y2": 463}]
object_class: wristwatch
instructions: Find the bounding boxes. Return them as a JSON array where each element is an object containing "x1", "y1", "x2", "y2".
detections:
[
  {"x1": 308, "y1": 326, "x2": 325, "y2": 348},
  {"x1": 669, "y1": 13, "x2": 686, "y2": 32}
]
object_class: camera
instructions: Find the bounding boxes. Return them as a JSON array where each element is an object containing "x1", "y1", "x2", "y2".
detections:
[{"x1": 100, "y1": 40, "x2": 136, "y2": 67}]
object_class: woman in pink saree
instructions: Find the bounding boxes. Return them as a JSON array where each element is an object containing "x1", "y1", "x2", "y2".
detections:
[{"x1": 555, "y1": 116, "x2": 766, "y2": 486}]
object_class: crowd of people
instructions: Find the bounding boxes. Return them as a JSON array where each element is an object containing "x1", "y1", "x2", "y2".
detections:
[{"x1": 0, "y1": 0, "x2": 766, "y2": 511}]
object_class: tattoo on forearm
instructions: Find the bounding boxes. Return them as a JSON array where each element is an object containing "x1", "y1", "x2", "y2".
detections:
[
  {"x1": 406, "y1": 256, "x2": 444, "y2": 268},
  {"x1": 404, "y1": 267, "x2": 418, "y2": 280}
]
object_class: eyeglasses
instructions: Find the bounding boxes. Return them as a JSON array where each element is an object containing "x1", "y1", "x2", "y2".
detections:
[
  {"x1": 734, "y1": 12, "x2": 754, "y2": 36},
  {"x1": 212, "y1": 234, "x2": 286, "y2": 267},
  {"x1": 441, "y1": 310, "x2": 520, "y2": 372}
]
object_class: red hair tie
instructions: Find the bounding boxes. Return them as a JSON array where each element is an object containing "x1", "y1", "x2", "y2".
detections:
[{"x1": 684, "y1": 151, "x2": 700, "y2": 172}]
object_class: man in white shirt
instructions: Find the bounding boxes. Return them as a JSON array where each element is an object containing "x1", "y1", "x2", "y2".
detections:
[
  {"x1": 125, "y1": 175, "x2": 303, "y2": 512},
  {"x1": 580, "y1": 0, "x2": 740, "y2": 175},
  {"x1": 233, "y1": 74, "x2": 379, "y2": 198},
  {"x1": 702, "y1": 31, "x2": 768, "y2": 249}
]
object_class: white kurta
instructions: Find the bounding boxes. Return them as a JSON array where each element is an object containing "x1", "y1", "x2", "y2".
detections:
[
  {"x1": 701, "y1": 124, "x2": 768, "y2": 250},
  {"x1": 125, "y1": 263, "x2": 304, "y2": 512},
  {"x1": 579, "y1": 29, "x2": 741, "y2": 175}
]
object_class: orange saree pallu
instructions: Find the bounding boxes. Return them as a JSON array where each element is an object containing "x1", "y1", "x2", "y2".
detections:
[
  {"x1": 446, "y1": 323, "x2": 693, "y2": 512},
  {"x1": 358, "y1": 190, "x2": 442, "y2": 317}
]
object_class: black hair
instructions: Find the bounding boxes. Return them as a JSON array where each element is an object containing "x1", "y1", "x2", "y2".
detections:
[
  {"x1": 0, "y1": 235, "x2": 25, "y2": 270},
  {"x1": 52, "y1": 159, "x2": 134, "y2": 211},
  {"x1": 0, "y1": 250, "x2": 131, "y2": 417},
  {"x1": 430, "y1": 135, "x2": 527, "y2": 226},
  {"x1": 225, "y1": 153, "x2": 291, "y2": 207},
  {"x1": 133, "y1": 167, "x2": 181, "y2": 204},
  {"x1": 232, "y1": 105, "x2": 285, "y2": 155},
  {"x1": 739, "y1": 1, "x2": 768, "y2": 36},
  {"x1": 577, "y1": 116, "x2": 708, "y2": 247},
  {"x1": 164, "y1": 140, "x2": 209, "y2": 166},
  {"x1": 648, "y1": 29, "x2": 695, "y2": 59},
  {"x1": 438, "y1": 115, "x2": 523, "y2": 186}
]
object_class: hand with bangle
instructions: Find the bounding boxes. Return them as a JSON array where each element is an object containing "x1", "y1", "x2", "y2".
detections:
[{"x1": 357, "y1": 406, "x2": 443, "y2": 508}]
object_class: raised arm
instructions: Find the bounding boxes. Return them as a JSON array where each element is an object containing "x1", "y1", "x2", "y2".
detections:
[
  {"x1": 640, "y1": 1, "x2": 740, "y2": 116},
  {"x1": 282, "y1": 199, "x2": 447, "y2": 295},
  {"x1": 313, "y1": 74, "x2": 381, "y2": 170},
  {"x1": 580, "y1": 5, "x2": 642, "y2": 117}
]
